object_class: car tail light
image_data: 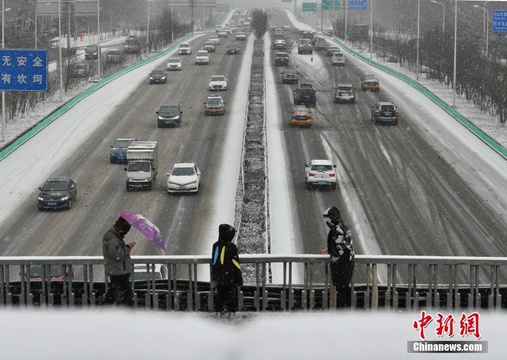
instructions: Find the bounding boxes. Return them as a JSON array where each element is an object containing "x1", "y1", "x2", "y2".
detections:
[
  {"x1": 394, "y1": 111, "x2": 399, "y2": 116},
  {"x1": 375, "y1": 111, "x2": 381, "y2": 116},
  {"x1": 329, "y1": 172, "x2": 336, "y2": 177},
  {"x1": 309, "y1": 171, "x2": 316, "y2": 176}
]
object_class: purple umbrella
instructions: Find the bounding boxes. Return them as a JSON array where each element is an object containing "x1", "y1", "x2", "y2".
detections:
[{"x1": 118, "y1": 211, "x2": 165, "y2": 250}]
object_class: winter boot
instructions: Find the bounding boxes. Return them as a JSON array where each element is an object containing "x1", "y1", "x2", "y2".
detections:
[
  {"x1": 215, "y1": 312, "x2": 223, "y2": 319},
  {"x1": 228, "y1": 311, "x2": 236, "y2": 319}
]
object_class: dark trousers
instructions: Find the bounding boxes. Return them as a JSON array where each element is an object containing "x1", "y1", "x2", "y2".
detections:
[
  {"x1": 103, "y1": 273, "x2": 135, "y2": 306},
  {"x1": 330, "y1": 259, "x2": 355, "y2": 308},
  {"x1": 214, "y1": 285, "x2": 238, "y2": 313}
]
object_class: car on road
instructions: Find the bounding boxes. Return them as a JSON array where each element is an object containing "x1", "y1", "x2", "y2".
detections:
[
  {"x1": 226, "y1": 42, "x2": 240, "y2": 54},
  {"x1": 166, "y1": 57, "x2": 182, "y2": 71},
  {"x1": 290, "y1": 106, "x2": 313, "y2": 127},
  {"x1": 84, "y1": 44, "x2": 100, "y2": 60},
  {"x1": 293, "y1": 83, "x2": 316, "y2": 107},
  {"x1": 178, "y1": 42, "x2": 192, "y2": 55},
  {"x1": 281, "y1": 69, "x2": 298, "y2": 84},
  {"x1": 236, "y1": 32, "x2": 247, "y2": 41},
  {"x1": 70, "y1": 63, "x2": 89, "y2": 78},
  {"x1": 133, "y1": 264, "x2": 168, "y2": 281},
  {"x1": 106, "y1": 49, "x2": 124, "y2": 63},
  {"x1": 208, "y1": 75, "x2": 228, "y2": 91},
  {"x1": 203, "y1": 41, "x2": 216, "y2": 53},
  {"x1": 371, "y1": 102, "x2": 399, "y2": 125},
  {"x1": 38, "y1": 177, "x2": 77, "y2": 210},
  {"x1": 326, "y1": 46, "x2": 340, "y2": 56},
  {"x1": 204, "y1": 95, "x2": 226, "y2": 115},
  {"x1": 157, "y1": 104, "x2": 183, "y2": 127},
  {"x1": 149, "y1": 69, "x2": 167, "y2": 84},
  {"x1": 195, "y1": 50, "x2": 210, "y2": 65},
  {"x1": 26, "y1": 264, "x2": 73, "y2": 282},
  {"x1": 166, "y1": 163, "x2": 201, "y2": 194},
  {"x1": 209, "y1": 35, "x2": 220, "y2": 45},
  {"x1": 331, "y1": 52, "x2": 345, "y2": 66},
  {"x1": 361, "y1": 74, "x2": 380, "y2": 91},
  {"x1": 217, "y1": 31, "x2": 228, "y2": 38},
  {"x1": 110, "y1": 137, "x2": 137, "y2": 163},
  {"x1": 275, "y1": 51, "x2": 289, "y2": 66},
  {"x1": 273, "y1": 38, "x2": 286, "y2": 49},
  {"x1": 334, "y1": 84, "x2": 356, "y2": 103},
  {"x1": 304, "y1": 160, "x2": 337, "y2": 190}
]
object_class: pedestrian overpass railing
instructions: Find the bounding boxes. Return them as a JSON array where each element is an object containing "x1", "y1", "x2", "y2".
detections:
[{"x1": 0, "y1": 255, "x2": 506, "y2": 311}]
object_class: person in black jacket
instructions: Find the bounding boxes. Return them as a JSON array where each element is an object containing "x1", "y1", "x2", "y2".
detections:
[
  {"x1": 323, "y1": 206, "x2": 355, "y2": 308},
  {"x1": 211, "y1": 224, "x2": 243, "y2": 319},
  {"x1": 102, "y1": 216, "x2": 136, "y2": 306}
]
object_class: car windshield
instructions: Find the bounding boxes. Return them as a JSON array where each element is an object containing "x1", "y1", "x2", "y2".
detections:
[
  {"x1": 29, "y1": 264, "x2": 62, "y2": 278},
  {"x1": 207, "y1": 97, "x2": 223, "y2": 106},
  {"x1": 129, "y1": 162, "x2": 151, "y2": 172},
  {"x1": 168, "y1": 59, "x2": 180, "y2": 63},
  {"x1": 197, "y1": 51, "x2": 208, "y2": 56},
  {"x1": 172, "y1": 167, "x2": 195, "y2": 176},
  {"x1": 338, "y1": 86, "x2": 352, "y2": 92},
  {"x1": 180, "y1": 44, "x2": 190, "y2": 48},
  {"x1": 311, "y1": 165, "x2": 333, "y2": 172},
  {"x1": 113, "y1": 139, "x2": 133, "y2": 148},
  {"x1": 211, "y1": 76, "x2": 225, "y2": 81},
  {"x1": 151, "y1": 70, "x2": 164, "y2": 76},
  {"x1": 285, "y1": 71, "x2": 296, "y2": 76},
  {"x1": 159, "y1": 105, "x2": 179, "y2": 115},
  {"x1": 277, "y1": 53, "x2": 288, "y2": 58},
  {"x1": 42, "y1": 180, "x2": 68, "y2": 191},
  {"x1": 381, "y1": 105, "x2": 395, "y2": 112}
]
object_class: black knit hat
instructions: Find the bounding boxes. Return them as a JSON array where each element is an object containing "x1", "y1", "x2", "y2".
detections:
[
  {"x1": 114, "y1": 216, "x2": 131, "y2": 234},
  {"x1": 323, "y1": 206, "x2": 341, "y2": 222}
]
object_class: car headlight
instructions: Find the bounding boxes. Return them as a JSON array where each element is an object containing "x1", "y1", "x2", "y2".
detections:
[
  {"x1": 38, "y1": 196, "x2": 44, "y2": 201},
  {"x1": 61, "y1": 196, "x2": 69, "y2": 201}
]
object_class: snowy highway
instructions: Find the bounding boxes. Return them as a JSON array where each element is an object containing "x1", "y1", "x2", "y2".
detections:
[{"x1": 0, "y1": 9, "x2": 507, "y2": 286}]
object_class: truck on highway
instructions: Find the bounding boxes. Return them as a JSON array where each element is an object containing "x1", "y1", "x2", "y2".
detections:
[
  {"x1": 124, "y1": 141, "x2": 158, "y2": 191},
  {"x1": 123, "y1": 35, "x2": 141, "y2": 54},
  {"x1": 297, "y1": 38, "x2": 313, "y2": 54}
]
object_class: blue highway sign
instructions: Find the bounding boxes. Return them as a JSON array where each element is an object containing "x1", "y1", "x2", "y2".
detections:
[
  {"x1": 493, "y1": 10, "x2": 507, "y2": 32},
  {"x1": 0, "y1": 49, "x2": 48, "y2": 91}
]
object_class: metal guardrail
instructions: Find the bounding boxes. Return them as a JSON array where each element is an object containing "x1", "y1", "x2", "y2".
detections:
[{"x1": 0, "y1": 255, "x2": 505, "y2": 311}]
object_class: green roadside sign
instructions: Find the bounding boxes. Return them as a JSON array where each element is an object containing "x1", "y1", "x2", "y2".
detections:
[
  {"x1": 302, "y1": 2, "x2": 317, "y2": 12},
  {"x1": 281, "y1": 0, "x2": 292, "y2": 2},
  {"x1": 322, "y1": 0, "x2": 340, "y2": 10}
]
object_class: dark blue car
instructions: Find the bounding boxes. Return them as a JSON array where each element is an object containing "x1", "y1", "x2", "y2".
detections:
[{"x1": 110, "y1": 138, "x2": 137, "y2": 164}]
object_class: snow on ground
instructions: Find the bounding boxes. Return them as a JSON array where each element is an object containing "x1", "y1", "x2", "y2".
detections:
[{"x1": 0, "y1": 309, "x2": 502, "y2": 359}]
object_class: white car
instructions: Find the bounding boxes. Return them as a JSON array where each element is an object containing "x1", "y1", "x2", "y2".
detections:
[
  {"x1": 178, "y1": 43, "x2": 192, "y2": 55},
  {"x1": 273, "y1": 39, "x2": 286, "y2": 49},
  {"x1": 235, "y1": 32, "x2": 247, "y2": 41},
  {"x1": 195, "y1": 50, "x2": 210, "y2": 65},
  {"x1": 133, "y1": 264, "x2": 168, "y2": 281},
  {"x1": 166, "y1": 163, "x2": 201, "y2": 194},
  {"x1": 209, "y1": 35, "x2": 220, "y2": 45},
  {"x1": 304, "y1": 159, "x2": 337, "y2": 190},
  {"x1": 332, "y1": 52, "x2": 345, "y2": 66},
  {"x1": 208, "y1": 75, "x2": 227, "y2": 91},
  {"x1": 166, "y1": 57, "x2": 182, "y2": 71}
]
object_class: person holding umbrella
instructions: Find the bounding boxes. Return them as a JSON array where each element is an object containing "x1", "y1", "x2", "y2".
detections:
[
  {"x1": 102, "y1": 216, "x2": 136, "y2": 306},
  {"x1": 211, "y1": 224, "x2": 243, "y2": 319}
]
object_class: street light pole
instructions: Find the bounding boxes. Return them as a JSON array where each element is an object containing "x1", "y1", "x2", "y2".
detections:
[
  {"x1": 431, "y1": 0, "x2": 445, "y2": 39},
  {"x1": 171, "y1": 0, "x2": 174, "y2": 43},
  {"x1": 452, "y1": 0, "x2": 457, "y2": 108},
  {"x1": 473, "y1": 4, "x2": 489, "y2": 57},
  {"x1": 147, "y1": 0, "x2": 150, "y2": 54},
  {"x1": 369, "y1": 0, "x2": 373, "y2": 59},
  {"x1": 344, "y1": 0, "x2": 348, "y2": 43},
  {"x1": 58, "y1": 0, "x2": 63, "y2": 101},
  {"x1": 416, "y1": 0, "x2": 420, "y2": 80}
]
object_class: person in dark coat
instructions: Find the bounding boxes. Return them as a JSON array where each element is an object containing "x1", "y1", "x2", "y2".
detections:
[
  {"x1": 323, "y1": 206, "x2": 355, "y2": 308},
  {"x1": 102, "y1": 216, "x2": 136, "y2": 306},
  {"x1": 211, "y1": 224, "x2": 243, "y2": 319}
]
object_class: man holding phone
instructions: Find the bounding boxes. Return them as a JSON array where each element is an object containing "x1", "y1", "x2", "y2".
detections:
[{"x1": 102, "y1": 216, "x2": 136, "y2": 306}]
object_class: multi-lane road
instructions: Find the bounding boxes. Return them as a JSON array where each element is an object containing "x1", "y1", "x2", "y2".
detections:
[{"x1": 1, "y1": 8, "x2": 507, "y2": 285}]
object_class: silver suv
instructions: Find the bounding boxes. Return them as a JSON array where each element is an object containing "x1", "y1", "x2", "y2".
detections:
[{"x1": 371, "y1": 102, "x2": 399, "y2": 125}]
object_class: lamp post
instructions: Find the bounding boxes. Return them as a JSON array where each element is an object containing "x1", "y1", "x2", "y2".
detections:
[
  {"x1": 452, "y1": 0, "x2": 457, "y2": 108},
  {"x1": 473, "y1": 4, "x2": 489, "y2": 56},
  {"x1": 369, "y1": 0, "x2": 373, "y2": 59},
  {"x1": 147, "y1": 0, "x2": 151, "y2": 54},
  {"x1": 431, "y1": 0, "x2": 445, "y2": 39},
  {"x1": 171, "y1": 0, "x2": 174, "y2": 43},
  {"x1": 344, "y1": 0, "x2": 348, "y2": 43},
  {"x1": 416, "y1": 0, "x2": 420, "y2": 80}
]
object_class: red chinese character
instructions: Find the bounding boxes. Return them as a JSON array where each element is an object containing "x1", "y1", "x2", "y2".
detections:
[
  {"x1": 413, "y1": 310, "x2": 433, "y2": 340},
  {"x1": 435, "y1": 313, "x2": 455, "y2": 337},
  {"x1": 459, "y1": 312, "x2": 481, "y2": 339}
]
